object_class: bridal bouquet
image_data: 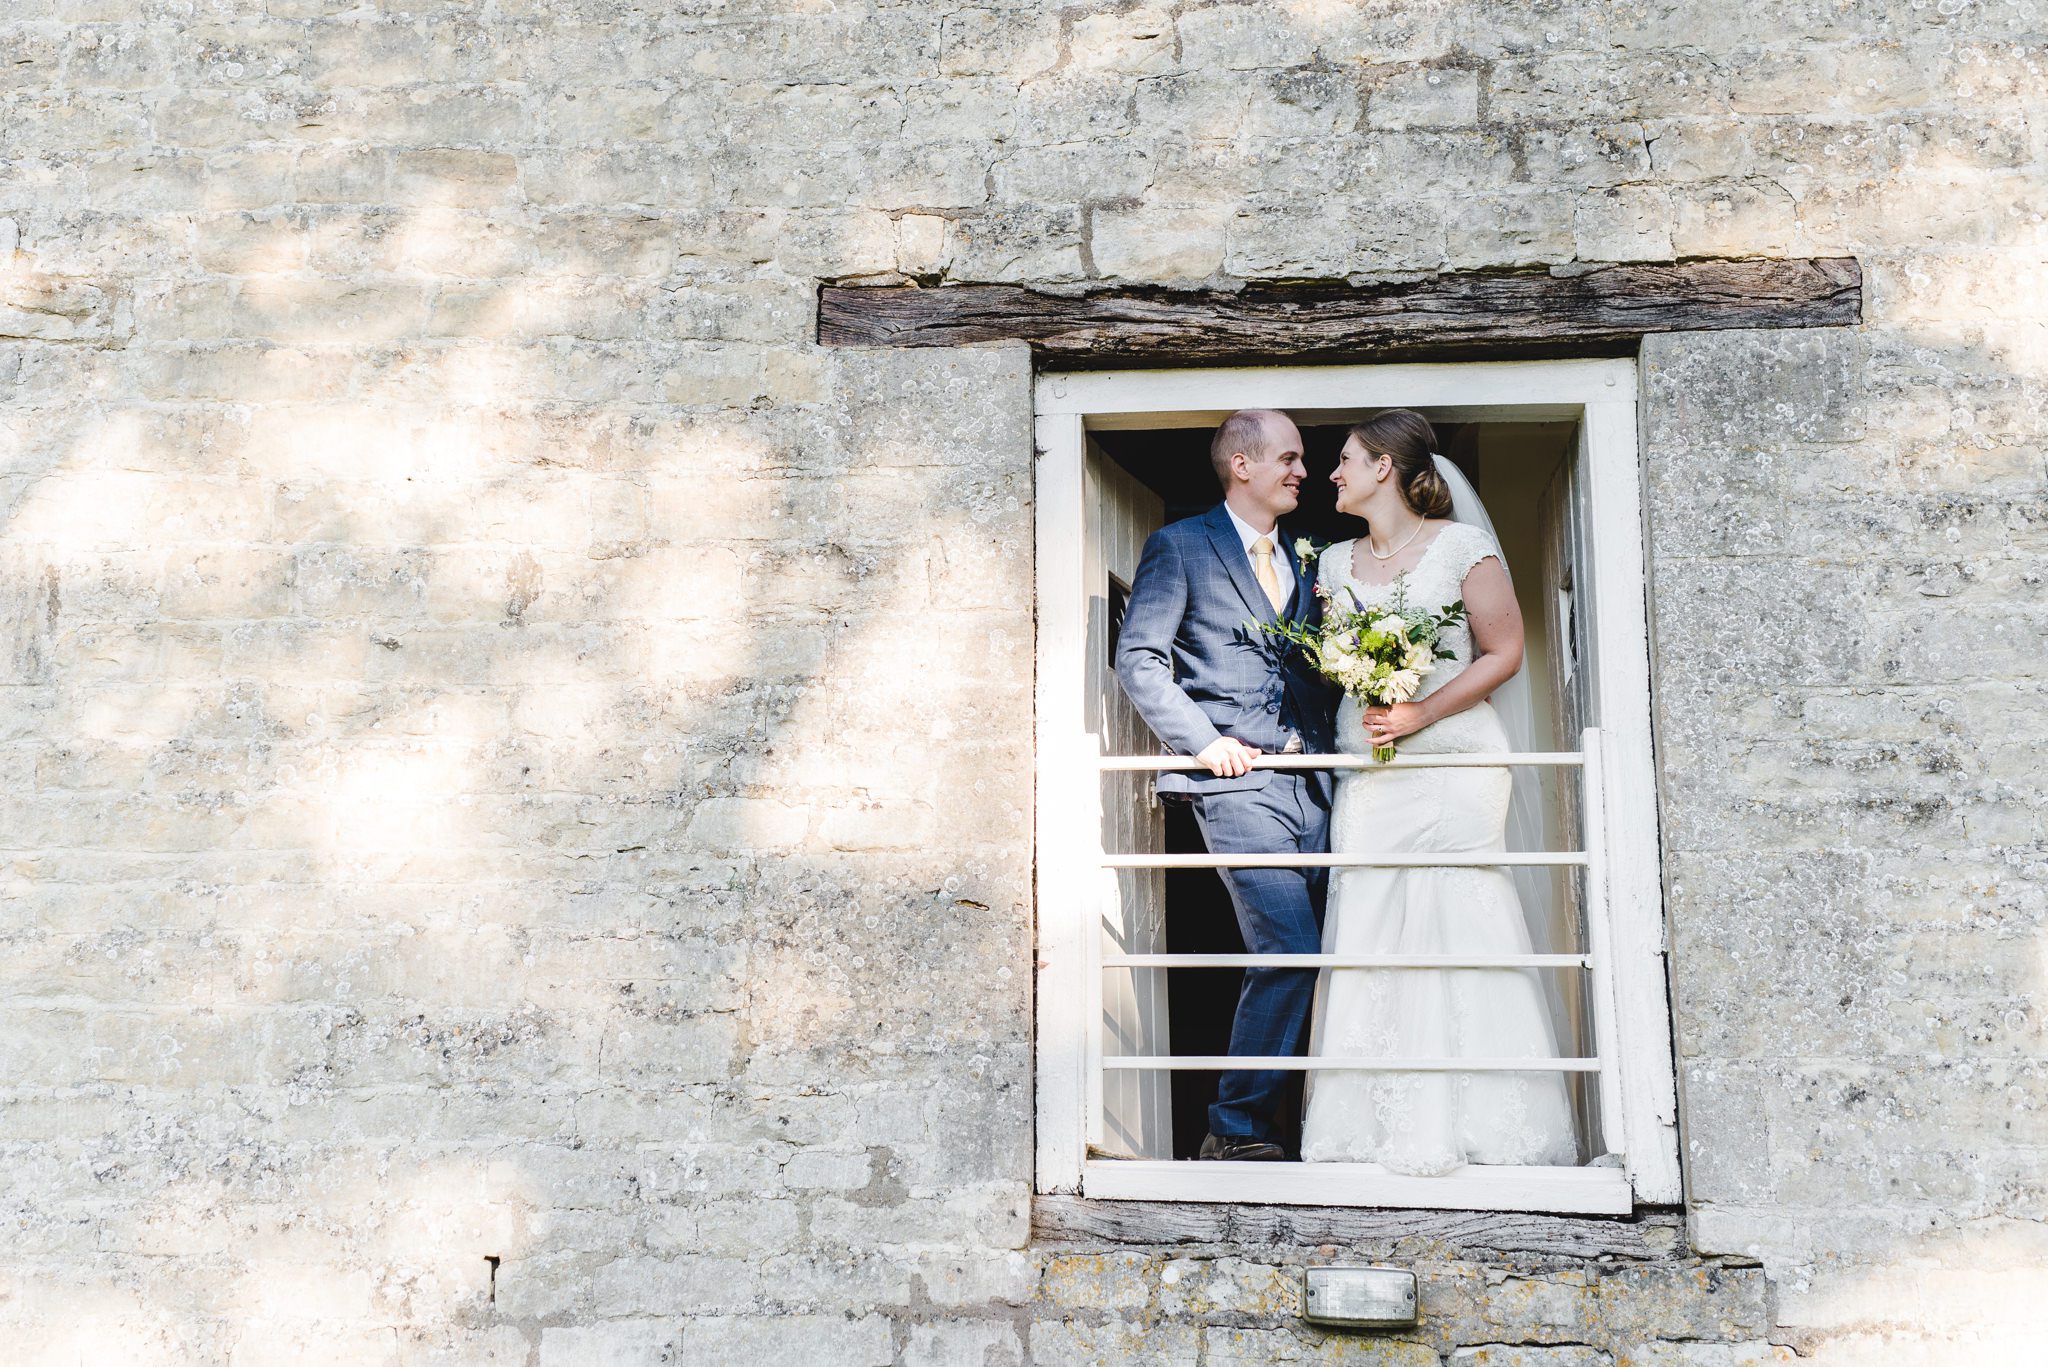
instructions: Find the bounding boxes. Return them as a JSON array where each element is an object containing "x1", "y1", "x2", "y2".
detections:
[{"x1": 1264, "y1": 581, "x2": 1467, "y2": 763}]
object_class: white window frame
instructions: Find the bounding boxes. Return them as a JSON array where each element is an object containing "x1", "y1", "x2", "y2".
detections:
[{"x1": 1034, "y1": 358, "x2": 1681, "y2": 1214}]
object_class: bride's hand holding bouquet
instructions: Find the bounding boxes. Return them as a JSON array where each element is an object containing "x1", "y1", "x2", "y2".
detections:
[
  {"x1": 1359, "y1": 699, "x2": 1430, "y2": 756},
  {"x1": 1262, "y1": 580, "x2": 1467, "y2": 763}
]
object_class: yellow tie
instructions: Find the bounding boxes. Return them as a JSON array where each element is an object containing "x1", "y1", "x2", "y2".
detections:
[{"x1": 1250, "y1": 536, "x2": 1286, "y2": 613}]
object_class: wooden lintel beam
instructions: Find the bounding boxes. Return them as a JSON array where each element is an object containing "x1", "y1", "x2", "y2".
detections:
[{"x1": 817, "y1": 258, "x2": 1861, "y2": 365}]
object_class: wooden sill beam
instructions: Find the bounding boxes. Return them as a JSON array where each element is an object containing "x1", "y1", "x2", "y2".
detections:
[
  {"x1": 817, "y1": 258, "x2": 1861, "y2": 366},
  {"x1": 1031, "y1": 1195, "x2": 1691, "y2": 1258}
]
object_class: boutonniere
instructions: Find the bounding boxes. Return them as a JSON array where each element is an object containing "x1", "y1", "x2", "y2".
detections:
[{"x1": 1294, "y1": 537, "x2": 1322, "y2": 567}]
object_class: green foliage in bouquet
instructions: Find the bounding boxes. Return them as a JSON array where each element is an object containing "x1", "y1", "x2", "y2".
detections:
[{"x1": 1261, "y1": 579, "x2": 1469, "y2": 762}]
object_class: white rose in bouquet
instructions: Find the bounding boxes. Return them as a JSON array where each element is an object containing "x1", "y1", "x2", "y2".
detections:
[{"x1": 1260, "y1": 581, "x2": 1470, "y2": 762}]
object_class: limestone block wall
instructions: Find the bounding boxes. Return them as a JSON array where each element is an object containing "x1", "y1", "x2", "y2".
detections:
[{"x1": 1, "y1": 2, "x2": 2043, "y2": 1364}]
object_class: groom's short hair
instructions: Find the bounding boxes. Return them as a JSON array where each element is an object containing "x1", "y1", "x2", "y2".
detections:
[{"x1": 1210, "y1": 409, "x2": 1293, "y2": 488}]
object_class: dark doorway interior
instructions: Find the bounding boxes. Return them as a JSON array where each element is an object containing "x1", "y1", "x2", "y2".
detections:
[{"x1": 1158, "y1": 800, "x2": 1236, "y2": 1158}]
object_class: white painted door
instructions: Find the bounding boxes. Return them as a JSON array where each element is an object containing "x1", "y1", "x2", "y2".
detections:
[
  {"x1": 1083, "y1": 438, "x2": 1171, "y2": 1160},
  {"x1": 1541, "y1": 427, "x2": 1601, "y2": 1155}
]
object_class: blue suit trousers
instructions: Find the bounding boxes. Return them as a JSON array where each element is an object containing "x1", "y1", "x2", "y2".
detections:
[{"x1": 1192, "y1": 772, "x2": 1331, "y2": 1142}]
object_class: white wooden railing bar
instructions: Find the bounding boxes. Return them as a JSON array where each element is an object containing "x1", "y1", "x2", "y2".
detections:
[
  {"x1": 1102, "y1": 851, "x2": 1587, "y2": 869},
  {"x1": 1099, "y1": 752, "x2": 1582, "y2": 770},
  {"x1": 1101, "y1": 953, "x2": 1590, "y2": 969},
  {"x1": 1103, "y1": 1056, "x2": 1601, "y2": 1073}
]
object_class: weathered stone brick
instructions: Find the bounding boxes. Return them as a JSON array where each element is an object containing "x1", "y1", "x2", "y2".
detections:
[
  {"x1": 917, "y1": 1250, "x2": 1040, "y2": 1309},
  {"x1": 889, "y1": 204, "x2": 1073, "y2": 280},
  {"x1": 1573, "y1": 184, "x2": 1676, "y2": 260},
  {"x1": 938, "y1": 8, "x2": 1060, "y2": 80},
  {"x1": 1617, "y1": 1344, "x2": 1796, "y2": 1367},
  {"x1": 200, "y1": 149, "x2": 293, "y2": 212},
  {"x1": 399, "y1": 1324, "x2": 534, "y2": 1365},
  {"x1": 782, "y1": 1147, "x2": 874, "y2": 1191},
  {"x1": 1640, "y1": 329, "x2": 1867, "y2": 448},
  {"x1": 592, "y1": 1253, "x2": 762, "y2": 1315},
  {"x1": 1208, "y1": 1326, "x2": 1441, "y2": 1364},
  {"x1": 1443, "y1": 189, "x2": 1578, "y2": 267},
  {"x1": 674, "y1": 1313, "x2": 895, "y2": 1365},
  {"x1": 895, "y1": 212, "x2": 950, "y2": 276},
  {"x1": 996, "y1": 139, "x2": 1158, "y2": 205},
  {"x1": 536, "y1": 1321, "x2": 675, "y2": 1367},
  {"x1": 1029, "y1": 1319, "x2": 1203, "y2": 1365},
  {"x1": 1176, "y1": 4, "x2": 1322, "y2": 72},
  {"x1": 1040, "y1": 1250, "x2": 1154, "y2": 1311},
  {"x1": 1370, "y1": 65, "x2": 1481, "y2": 130},
  {"x1": 902, "y1": 1320, "x2": 1023, "y2": 1367},
  {"x1": 1091, "y1": 203, "x2": 1231, "y2": 282},
  {"x1": 1157, "y1": 1256, "x2": 1297, "y2": 1317},
  {"x1": 1453, "y1": 1348, "x2": 1611, "y2": 1367}
]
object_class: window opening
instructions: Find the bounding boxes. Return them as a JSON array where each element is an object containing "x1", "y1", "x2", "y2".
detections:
[{"x1": 1034, "y1": 359, "x2": 1681, "y2": 1213}]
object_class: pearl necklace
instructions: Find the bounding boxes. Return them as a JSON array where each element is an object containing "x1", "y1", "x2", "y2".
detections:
[{"x1": 1366, "y1": 517, "x2": 1426, "y2": 561}]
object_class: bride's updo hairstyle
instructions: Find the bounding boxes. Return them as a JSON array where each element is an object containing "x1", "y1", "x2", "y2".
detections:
[{"x1": 1347, "y1": 409, "x2": 1454, "y2": 519}]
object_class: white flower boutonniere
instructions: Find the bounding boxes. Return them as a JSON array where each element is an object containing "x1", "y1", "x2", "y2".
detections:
[{"x1": 1294, "y1": 536, "x2": 1321, "y2": 566}]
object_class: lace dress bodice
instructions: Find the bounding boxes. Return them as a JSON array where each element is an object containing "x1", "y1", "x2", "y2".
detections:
[{"x1": 1323, "y1": 522, "x2": 1506, "y2": 756}]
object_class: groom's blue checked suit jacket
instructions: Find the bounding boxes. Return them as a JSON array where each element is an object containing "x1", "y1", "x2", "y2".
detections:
[{"x1": 1115, "y1": 503, "x2": 1339, "y2": 800}]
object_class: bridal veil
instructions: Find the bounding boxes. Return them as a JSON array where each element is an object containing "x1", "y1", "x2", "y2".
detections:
[{"x1": 1427, "y1": 453, "x2": 1558, "y2": 955}]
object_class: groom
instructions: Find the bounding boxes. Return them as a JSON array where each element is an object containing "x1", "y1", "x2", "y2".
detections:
[{"x1": 1115, "y1": 409, "x2": 1338, "y2": 1161}]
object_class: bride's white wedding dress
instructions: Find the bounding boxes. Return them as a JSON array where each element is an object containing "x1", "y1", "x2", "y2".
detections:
[{"x1": 1300, "y1": 522, "x2": 1578, "y2": 1173}]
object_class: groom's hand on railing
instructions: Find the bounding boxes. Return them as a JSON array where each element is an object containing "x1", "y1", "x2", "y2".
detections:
[{"x1": 1195, "y1": 736, "x2": 1263, "y2": 777}]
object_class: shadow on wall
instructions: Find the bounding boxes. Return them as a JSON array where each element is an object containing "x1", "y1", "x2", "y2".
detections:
[{"x1": 1, "y1": 181, "x2": 1039, "y2": 1356}]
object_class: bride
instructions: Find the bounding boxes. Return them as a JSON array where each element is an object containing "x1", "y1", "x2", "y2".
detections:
[{"x1": 1299, "y1": 409, "x2": 1578, "y2": 1173}]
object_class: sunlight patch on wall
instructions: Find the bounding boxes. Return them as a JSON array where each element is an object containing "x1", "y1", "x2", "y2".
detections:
[{"x1": 1789, "y1": 1230, "x2": 2048, "y2": 1366}]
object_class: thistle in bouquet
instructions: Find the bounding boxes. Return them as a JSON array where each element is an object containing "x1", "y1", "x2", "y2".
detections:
[{"x1": 1263, "y1": 578, "x2": 1467, "y2": 763}]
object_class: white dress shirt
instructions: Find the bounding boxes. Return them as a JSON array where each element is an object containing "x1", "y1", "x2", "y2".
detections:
[
  {"x1": 1224, "y1": 502, "x2": 1295, "y2": 604},
  {"x1": 1223, "y1": 503, "x2": 1304, "y2": 751}
]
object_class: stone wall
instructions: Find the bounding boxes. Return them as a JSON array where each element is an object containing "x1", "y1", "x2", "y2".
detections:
[{"x1": 2, "y1": 2, "x2": 2043, "y2": 1363}]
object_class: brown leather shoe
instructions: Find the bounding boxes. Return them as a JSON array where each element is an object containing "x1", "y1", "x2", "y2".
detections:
[{"x1": 1198, "y1": 1133, "x2": 1286, "y2": 1161}]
